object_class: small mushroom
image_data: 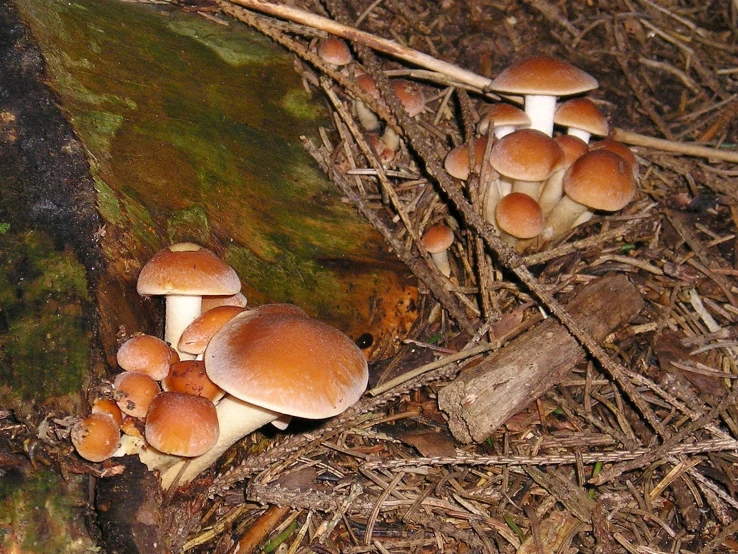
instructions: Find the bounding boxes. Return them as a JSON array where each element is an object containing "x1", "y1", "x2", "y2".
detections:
[
  {"x1": 71, "y1": 413, "x2": 121, "y2": 463},
  {"x1": 137, "y1": 243, "x2": 241, "y2": 358},
  {"x1": 488, "y1": 56, "x2": 598, "y2": 136},
  {"x1": 117, "y1": 334, "x2": 173, "y2": 381},
  {"x1": 145, "y1": 392, "x2": 219, "y2": 458},
  {"x1": 543, "y1": 149, "x2": 636, "y2": 242},
  {"x1": 421, "y1": 225, "x2": 455, "y2": 278}
]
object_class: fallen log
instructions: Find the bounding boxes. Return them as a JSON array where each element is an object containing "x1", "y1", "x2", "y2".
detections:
[{"x1": 438, "y1": 273, "x2": 645, "y2": 443}]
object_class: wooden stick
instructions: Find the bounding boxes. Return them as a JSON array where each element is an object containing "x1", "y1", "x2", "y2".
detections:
[
  {"x1": 437, "y1": 274, "x2": 645, "y2": 444},
  {"x1": 225, "y1": 0, "x2": 494, "y2": 89},
  {"x1": 612, "y1": 127, "x2": 738, "y2": 163}
]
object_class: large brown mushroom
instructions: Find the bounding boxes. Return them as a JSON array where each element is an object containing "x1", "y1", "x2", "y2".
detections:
[{"x1": 159, "y1": 309, "x2": 368, "y2": 488}]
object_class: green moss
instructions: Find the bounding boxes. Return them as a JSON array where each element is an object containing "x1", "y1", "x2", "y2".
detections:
[
  {"x1": 0, "y1": 230, "x2": 90, "y2": 407},
  {"x1": 167, "y1": 205, "x2": 210, "y2": 244},
  {"x1": 0, "y1": 469, "x2": 94, "y2": 553},
  {"x1": 281, "y1": 88, "x2": 322, "y2": 121}
]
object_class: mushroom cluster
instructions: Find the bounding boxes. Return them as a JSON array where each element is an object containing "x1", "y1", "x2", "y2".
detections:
[
  {"x1": 314, "y1": 37, "x2": 426, "y2": 166},
  {"x1": 443, "y1": 55, "x2": 638, "y2": 252},
  {"x1": 71, "y1": 243, "x2": 368, "y2": 490}
]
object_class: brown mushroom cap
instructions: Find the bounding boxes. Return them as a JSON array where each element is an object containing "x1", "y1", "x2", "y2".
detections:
[
  {"x1": 555, "y1": 134, "x2": 589, "y2": 165},
  {"x1": 137, "y1": 243, "x2": 240, "y2": 297},
  {"x1": 178, "y1": 305, "x2": 247, "y2": 356},
  {"x1": 201, "y1": 292, "x2": 248, "y2": 312},
  {"x1": 495, "y1": 193, "x2": 545, "y2": 239},
  {"x1": 391, "y1": 79, "x2": 425, "y2": 117},
  {"x1": 554, "y1": 98, "x2": 609, "y2": 137},
  {"x1": 444, "y1": 136, "x2": 490, "y2": 180},
  {"x1": 113, "y1": 371, "x2": 160, "y2": 419},
  {"x1": 489, "y1": 56, "x2": 598, "y2": 96},
  {"x1": 478, "y1": 103, "x2": 531, "y2": 135},
  {"x1": 317, "y1": 37, "x2": 352, "y2": 66},
  {"x1": 145, "y1": 392, "x2": 219, "y2": 457},
  {"x1": 71, "y1": 413, "x2": 121, "y2": 463},
  {"x1": 117, "y1": 334, "x2": 173, "y2": 381},
  {"x1": 490, "y1": 129, "x2": 564, "y2": 182},
  {"x1": 163, "y1": 360, "x2": 225, "y2": 403},
  {"x1": 205, "y1": 311, "x2": 368, "y2": 419},
  {"x1": 588, "y1": 138, "x2": 638, "y2": 179},
  {"x1": 92, "y1": 398, "x2": 124, "y2": 426},
  {"x1": 563, "y1": 150, "x2": 636, "y2": 211},
  {"x1": 422, "y1": 225, "x2": 455, "y2": 254}
]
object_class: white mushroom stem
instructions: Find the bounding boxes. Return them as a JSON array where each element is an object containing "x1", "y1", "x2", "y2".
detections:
[
  {"x1": 567, "y1": 127, "x2": 592, "y2": 143},
  {"x1": 524, "y1": 94, "x2": 557, "y2": 136},
  {"x1": 541, "y1": 194, "x2": 590, "y2": 243},
  {"x1": 511, "y1": 179, "x2": 541, "y2": 199},
  {"x1": 159, "y1": 395, "x2": 280, "y2": 489},
  {"x1": 354, "y1": 99, "x2": 381, "y2": 132},
  {"x1": 429, "y1": 250, "x2": 452, "y2": 278},
  {"x1": 537, "y1": 169, "x2": 566, "y2": 216},
  {"x1": 165, "y1": 295, "x2": 202, "y2": 360},
  {"x1": 482, "y1": 179, "x2": 501, "y2": 225}
]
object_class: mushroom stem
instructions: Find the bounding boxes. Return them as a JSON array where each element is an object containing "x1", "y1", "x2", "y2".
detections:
[
  {"x1": 524, "y1": 94, "x2": 557, "y2": 136},
  {"x1": 511, "y1": 179, "x2": 541, "y2": 199},
  {"x1": 537, "y1": 169, "x2": 566, "y2": 216},
  {"x1": 567, "y1": 128, "x2": 592, "y2": 143},
  {"x1": 541, "y1": 194, "x2": 589, "y2": 243},
  {"x1": 429, "y1": 251, "x2": 452, "y2": 278},
  {"x1": 165, "y1": 295, "x2": 202, "y2": 359},
  {"x1": 159, "y1": 395, "x2": 279, "y2": 489}
]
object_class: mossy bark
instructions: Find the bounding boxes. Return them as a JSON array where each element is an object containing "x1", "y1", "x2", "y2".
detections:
[{"x1": 0, "y1": 0, "x2": 417, "y2": 551}]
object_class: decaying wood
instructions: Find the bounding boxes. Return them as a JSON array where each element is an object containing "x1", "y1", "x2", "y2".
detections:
[{"x1": 438, "y1": 273, "x2": 645, "y2": 444}]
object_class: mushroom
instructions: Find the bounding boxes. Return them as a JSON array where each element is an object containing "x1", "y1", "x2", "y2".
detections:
[
  {"x1": 201, "y1": 291, "x2": 248, "y2": 312},
  {"x1": 488, "y1": 56, "x2": 598, "y2": 136},
  {"x1": 145, "y1": 392, "x2": 219, "y2": 458},
  {"x1": 177, "y1": 305, "x2": 247, "y2": 358},
  {"x1": 489, "y1": 129, "x2": 564, "y2": 199},
  {"x1": 116, "y1": 334, "x2": 173, "y2": 381},
  {"x1": 553, "y1": 97, "x2": 609, "y2": 143},
  {"x1": 537, "y1": 134, "x2": 589, "y2": 216},
  {"x1": 421, "y1": 224, "x2": 455, "y2": 278},
  {"x1": 113, "y1": 371, "x2": 160, "y2": 419},
  {"x1": 317, "y1": 37, "x2": 353, "y2": 67},
  {"x1": 163, "y1": 360, "x2": 225, "y2": 403},
  {"x1": 495, "y1": 192, "x2": 545, "y2": 249},
  {"x1": 71, "y1": 413, "x2": 121, "y2": 463},
  {"x1": 542, "y1": 149, "x2": 636, "y2": 242},
  {"x1": 159, "y1": 310, "x2": 368, "y2": 489},
  {"x1": 137, "y1": 243, "x2": 241, "y2": 358},
  {"x1": 477, "y1": 102, "x2": 531, "y2": 139}
]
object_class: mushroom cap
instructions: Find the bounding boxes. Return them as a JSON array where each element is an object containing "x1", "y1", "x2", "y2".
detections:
[
  {"x1": 205, "y1": 311, "x2": 368, "y2": 419},
  {"x1": 201, "y1": 292, "x2": 248, "y2": 312},
  {"x1": 145, "y1": 392, "x2": 219, "y2": 457},
  {"x1": 588, "y1": 138, "x2": 638, "y2": 179},
  {"x1": 178, "y1": 305, "x2": 247, "y2": 356},
  {"x1": 117, "y1": 334, "x2": 173, "y2": 380},
  {"x1": 113, "y1": 371, "x2": 160, "y2": 419},
  {"x1": 495, "y1": 192, "x2": 545, "y2": 239},
  {"x1": 71, "y1": 413, "x2": 120, "y2": 463},
  {"x1": 137, "y1": 243, "x2": 241, "y2": 297},
  {"x1": 391, "y1": 79, "x2": 425, "y2": 117},
  {"x1": 563, "y1": 150, "x2": 636, "y2": 211},
  {"x1": 163, "y1": 360, "x2": 225, "y2": 403},
  {"x1": 422, "y1": 225, "x2": 455, "y2": 253},
  {"x1": 554, "y1": 134, "x2": 589, "y2": 167},
  {"x1": 92, "y1": 398, "x2": 124, "y2": 426},
  {"x1": 317, "y1": 37, "x2": 352, "y2": 66},
  {"x1": 490, "y1": 129, "x2": 564, "y2": 182},
  {"x1": 444, "y1": 136, "x2": 490, "y2": 180},
  {"x1": 554, "y1": 98, "x2": 609, "y2": 137},
  {"x1": 477, "y1": 103, "x2": 531, "y2": 135},
  {"x1": 489, "y1": 56, "x2": 598, "y2": 96}
]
